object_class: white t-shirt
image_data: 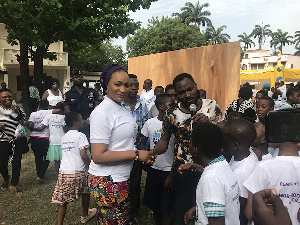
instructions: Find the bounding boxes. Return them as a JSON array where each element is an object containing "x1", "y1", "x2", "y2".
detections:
[
  {"x1": 243, "y1": 156, "x2": 300, "y2": 225},
  {"x1": 196, "y1": 160, "x2": 240, "y2": 225},
  {"x1": 140, "y1": 89, "x2": 155, "y2": 111},
  {"x1": 261, "y1": 153, "x2": 273, "y2": 161},
  {"x1": 141, "y1": 117, "x2": 174, "y2": 171},
  {"x1": 29, "y1": 110, "x2": 52, "y2": 138},
  {"x1": 42, "y1": 114, "x2": 65, "y2": 145},
  {"x1": 229, "y1": 151, "x2": 258, "y2": 198},
  {"x1": 88, "y1": 97, "x2": 135, "y2": 182},
  {"x1": 59, "y1": 130, "x2": 89, "y2": 172}
]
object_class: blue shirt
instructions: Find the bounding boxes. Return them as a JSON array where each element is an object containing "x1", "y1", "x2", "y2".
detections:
[{"x1": 122, "y1": 98, "x2": 148, "y2": 147}]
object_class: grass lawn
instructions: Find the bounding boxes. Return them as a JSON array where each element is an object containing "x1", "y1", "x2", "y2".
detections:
[{"x1": 0, "y1": 151, "x2": 155, "y2": 225}]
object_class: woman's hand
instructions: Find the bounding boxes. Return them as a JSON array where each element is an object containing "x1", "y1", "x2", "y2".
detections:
[
  {"x1": 0, "y1": 123, "x2": 5, "y2": 131},
  {"x1": 139, "y1": 150, "x2": 155, "y2": 165}
]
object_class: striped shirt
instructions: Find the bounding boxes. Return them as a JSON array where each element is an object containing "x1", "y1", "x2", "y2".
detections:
[{"x1": 0, "y1": 106, "x2": 25, "y2": 142}]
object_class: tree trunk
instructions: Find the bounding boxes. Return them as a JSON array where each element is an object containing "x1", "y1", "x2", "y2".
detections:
[
  {"x1": 19, "y1": 40, "x2": 31, "y2": 116},
  {"x1": 33, "y1": 46, "x2": 45, "y2": 97}
]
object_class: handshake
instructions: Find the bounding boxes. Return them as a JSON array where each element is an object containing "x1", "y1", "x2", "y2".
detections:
[{"x1": 137, "y1": 149, "x2": 157, "y2": 165}]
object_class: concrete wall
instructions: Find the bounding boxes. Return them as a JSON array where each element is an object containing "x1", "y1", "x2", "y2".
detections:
[{"x1": 128, "y1": 41, "x2": 241, "y2": 111}]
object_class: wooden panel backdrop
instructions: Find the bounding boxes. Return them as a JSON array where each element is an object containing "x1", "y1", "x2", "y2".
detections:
[{"x1": 128, "y1": 41, "x2": 241, "y2": 112}]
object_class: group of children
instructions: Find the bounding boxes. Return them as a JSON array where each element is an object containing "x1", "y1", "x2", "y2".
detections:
[
  {"x1": 138, "y1": 81, "x2": 300, "y2": 225},
  {"x1": 24, "y1": 100, "x2": 96, "y2": 224}
]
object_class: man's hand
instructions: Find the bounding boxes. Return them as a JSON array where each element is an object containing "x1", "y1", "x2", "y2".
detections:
[
  {"x1": 192, "y1": 113, "x2": 210, "y2": 123},
  {"x1": 184, "y1": 206, "x2": 196, "y2": 224},
  {"x1": 253, "y1": 189, "x2": 292, "y2": 225},
  {"x1": 164, "y1": 172, "x2": 174, "y2": 192}
]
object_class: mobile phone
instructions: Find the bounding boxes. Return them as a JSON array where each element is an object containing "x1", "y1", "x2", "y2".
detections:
[{"x1": 265, "y1": 109, "x2": 300, "y2": 143}]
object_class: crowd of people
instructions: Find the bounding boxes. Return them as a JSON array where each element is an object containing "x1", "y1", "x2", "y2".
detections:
[{"x1": 0, "y1": 66, "x2": 299, "y2": 225}]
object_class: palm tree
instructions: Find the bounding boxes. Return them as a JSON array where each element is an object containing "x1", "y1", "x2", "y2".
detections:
[
  {"x1": 205, "y1": 25, "x2": 231, "y2": 45},
  {"x1": 295, "y1": 46, "x2": 300, "y2": 55},
  {"x1": 251, "y1": 23, "x2": 272, "y2": 49},
  {"x1": 172, "y1": 1, "x2": 211, "y2": 30},
  {"x1": 294, "y1": 31, "x2": 300, "y2": 47},
  {"x1": 270, "y1": 29, "x2": 293, "y2": 53},
  {"x1": 238, "y1": 32, "x2": 255, "y2": 51}
]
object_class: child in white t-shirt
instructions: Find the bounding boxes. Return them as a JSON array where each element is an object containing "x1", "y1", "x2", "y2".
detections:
[
  {"x1": 141, "y1": 94, "x2": 175, "y2": 225},
  {"x1": 51, "y1": 111, "x2": 96, "y2": 224},
  {"x1": 34, "y1": 102, "x2": 65, "y2": 174},
  {"x1": 251, "y1": 121, "x2": 273, "y2": 161},
  {"x1": 179, "y1": 122, "x2": 240, "y2": 225},
  {"x1": 222, "y1": 119, "x2": 258, "y2": 225},
  {"x1": 243, "y1": 142, "x2": 300, "y2": 225}
]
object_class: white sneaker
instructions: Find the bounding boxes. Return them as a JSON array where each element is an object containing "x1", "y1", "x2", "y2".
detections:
[{"x1": 80, "y1": 208, "x2": 97, "y2": 223}]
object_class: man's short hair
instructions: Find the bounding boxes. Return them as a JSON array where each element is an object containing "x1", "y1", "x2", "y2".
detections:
[
  {"x1": 173, "y1": 73, "x2": 195, "y2": 91},
  {"x1": 128, "y1": 74, "x2": 137, "y2": 79}
]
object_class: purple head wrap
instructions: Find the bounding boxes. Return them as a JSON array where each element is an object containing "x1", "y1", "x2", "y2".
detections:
[{"x1": 101, "y1": 64, "x2": 127, "y2": 91}]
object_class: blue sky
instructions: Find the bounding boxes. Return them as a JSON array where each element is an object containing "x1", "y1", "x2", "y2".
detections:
[{"x1": 113, "y1": 0, "x2": 300, "y2": 55}]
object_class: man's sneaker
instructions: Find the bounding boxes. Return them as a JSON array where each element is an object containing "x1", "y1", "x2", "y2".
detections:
[{"x1": 80, "y1": 208, "x2": 97, "y2": 223}]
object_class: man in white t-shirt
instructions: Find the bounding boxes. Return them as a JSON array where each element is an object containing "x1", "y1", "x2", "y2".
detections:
[
  {"x1": 140, "y1": 79, "x2": 155, "y2": 111},
  {"x1": 243, "y1": 142, "x2": 300, "y2": 225},
  {"x1": 180, "y1": 122, "x2": 240, "y2": 225},
  {"x1": 141, "y1": 94, "x2": 175, "y2": 225},
  {"x1": 222, "y1": 119, "x2": 258, "y2": 225}
]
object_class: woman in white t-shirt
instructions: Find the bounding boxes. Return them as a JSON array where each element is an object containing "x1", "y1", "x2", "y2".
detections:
[{"x1": 88, "y1": 64, "x2": 152, "y2": 224}]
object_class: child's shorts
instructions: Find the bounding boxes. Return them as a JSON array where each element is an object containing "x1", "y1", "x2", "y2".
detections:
[
  {"x1": 52, "y1": 171, "x2": 89, "y2": 205},
  {"x1": 143, "y1": 167, "x2": 173, "y2": 213}
]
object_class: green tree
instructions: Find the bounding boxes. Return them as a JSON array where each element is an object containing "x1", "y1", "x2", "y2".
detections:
[
  {"x1": 251, "y1": 23, "x2": 272, "y2": 49},
  {"x1": 205, "y1": 25, "x2": 231, "y2": 45},
  {"x1": 65, "y1": 40, "x2": 127, "y2": 73},
  {"x1": 270, "y1": 29, "x2": 293, "y2": 53},
  {"x1": 172, "y1": 1, "x2": 211, "y2": 30},
  {"x1": 294, "y1": 30, "x2": 300, "y2": 47},
  {"x1": 0, "y1": 0, "x2": 157, "y2": 114},
  {"x1": 238, "y1": 32, "x2": 255, "y2": 51},
  {"x1": 294, "y1": 46, "x2": 300, "y2": 56},
  {"x1": 127, "y1": 17, "x2": 206, "y2": 57}
]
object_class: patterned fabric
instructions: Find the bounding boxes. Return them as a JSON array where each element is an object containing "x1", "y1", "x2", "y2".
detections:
[
  {"x1": 52, "y1": 171, "x2": 89, "y2": 205},
  {"x1": 88, "y1": 174, "x2": 133, "y2": 225},
  {"x1": 29, "y1": 85, "x2": 40, "y2": 100},
  {"x1": 122, "y1": 98, "x2": 148, "y2": 148},
  {"x1": 203, "y1": 202, "x2": 225, "y2": 217},
  {"x1": 162, "y1": 99, "x2": 223, "y2": 169},
  {"x1": 224, "y1": 99, "x2": 254, "y2": 117},
  {"x1": 207, "y1": 155, "x2": 226, "y2": 167}
]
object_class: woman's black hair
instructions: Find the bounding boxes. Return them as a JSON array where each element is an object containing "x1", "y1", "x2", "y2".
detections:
[
  {"x1": 238, "y1": 86, "x2": 253, "y2": 100},
  {"x1": 49, "y1": 78, "x2": 59, "y2": 89},
  {"x1": 0, "y1": 88, "x2": 12, "y2": 94}
]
